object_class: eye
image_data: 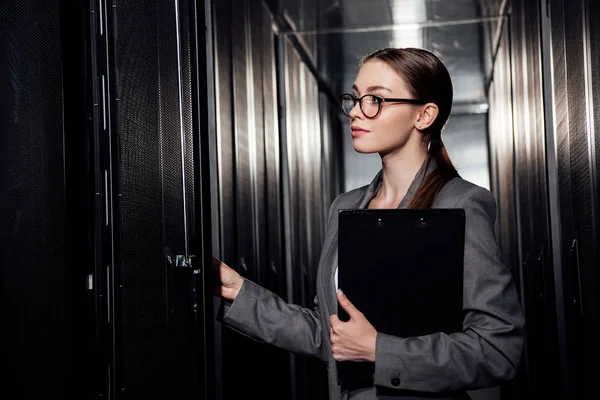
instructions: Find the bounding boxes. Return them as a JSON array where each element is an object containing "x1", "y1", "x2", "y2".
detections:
[{"x1": 363, "y1": 95, "x2": 380, "y2": 104}]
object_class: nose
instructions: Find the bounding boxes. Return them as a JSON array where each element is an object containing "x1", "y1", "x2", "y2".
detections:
[{"x1": 348, "y1": 100, "x2": 363, "y2": 119}]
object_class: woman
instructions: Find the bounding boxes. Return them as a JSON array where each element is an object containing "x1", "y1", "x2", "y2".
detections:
[{"x1": 213, "y1": 47, "x2": 525, "y2": 400}]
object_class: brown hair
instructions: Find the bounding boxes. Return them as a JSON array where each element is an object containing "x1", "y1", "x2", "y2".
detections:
[{"x1": 360, "y1": 48, "x2": 459, "y2": 208}]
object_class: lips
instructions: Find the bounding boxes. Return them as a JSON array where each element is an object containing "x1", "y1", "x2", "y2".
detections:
[{"x1": 351, "y1": 125, "x2": 370, "y2": 137}]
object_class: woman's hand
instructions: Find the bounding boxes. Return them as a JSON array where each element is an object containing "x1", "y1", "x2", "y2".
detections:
[
  {"x1": 212, "y1": 256, "x2": 244, "y2": 301},
  {"x1": 329, "y1": 289, "x2": 378, "y2": 362}
]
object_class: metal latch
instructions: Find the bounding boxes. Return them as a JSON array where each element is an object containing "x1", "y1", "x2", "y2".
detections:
[{"x1": 172, "y1": 254, "x2": 199, "y2": 274}]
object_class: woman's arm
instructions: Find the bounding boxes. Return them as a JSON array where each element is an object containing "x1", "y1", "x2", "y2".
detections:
[
  {"x1": 373, "y1": 185, "x2": 525, "y2": 392},
  {"x1": 219, "y1": 280, "x2": 328, "y2": 361},
  {"x1": 216, "y1": 193, "x2": 348, "y2": 362}
]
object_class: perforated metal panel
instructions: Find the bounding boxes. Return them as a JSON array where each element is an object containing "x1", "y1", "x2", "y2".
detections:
[
  {"x1": 1, "y1": 1, "x2": 66, "y2": 397},
  {"x1": 114, "y1": 0, "x2": 201, "y2": 397},
  {"x1": 515, "y1": 0, "x2": 561, "y2": 396},
  {"x1": 550, "y1": 0, "x2": 600, "y2": 398},
  {"x1": 564, "y1": 1, "x2": 600, "y2": 398}
]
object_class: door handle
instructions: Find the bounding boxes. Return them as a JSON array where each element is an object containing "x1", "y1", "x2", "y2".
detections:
[
  {"x1": 570, "y1": 238, "x2": 583, "y2": 316},
  {"x1": 173, "y1": 254, "x2": 197, "y2": 270},
  {"x1": 538, "y1": 246, "x2": 547, "y2": 306}
]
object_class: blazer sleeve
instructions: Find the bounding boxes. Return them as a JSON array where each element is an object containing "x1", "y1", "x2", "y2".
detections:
[
  {"x1": 218, "y1": 280, "x2": 328, "y2": 361},
  {"x1": 373, "y1": 186, "x2": 526, "y2": 392},
  {"x1": 217, "y1": 193, "x2": 346, "y2": 362}
]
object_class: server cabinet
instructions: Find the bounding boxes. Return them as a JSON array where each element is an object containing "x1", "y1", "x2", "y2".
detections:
[
  {"x1": 548, "y1": 0, "x2": 600, "y2": 398},
  {"x1": 487, "y1": 20, "x2": 528, "y2": 400},
  {"x1": 488, "y1": 0, "x2": 600, "y2": 398},
  {"x1": 108, "y1": 0, "x2": 214, "y2": 398},
  {"x1": 488, "y1": 1, "x2": 565, "y2": 398},
  {"x1": 1, "y1": 0, "x2": 121, "y2": 396},
  {"x1": 213, "y1": 0, "x2": 292, "y2": 398},
  {"x1": 509, "y1": 0, "x2": 561, "y2": 397},
  {"x1": 2, "y1": 1, "x2": 73, "y2": 398},
  {"x1": 282, "y1": 37, "x2": 328, "y2": 400},
  {"x1": 262, "y1": 5, "x2": 287, "y2": 301}
]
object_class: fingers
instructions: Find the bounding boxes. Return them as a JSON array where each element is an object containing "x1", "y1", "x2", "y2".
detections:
[
  {"x1": 336, "y1": 289, "x2": 362, "y2": 320},
  {"x1": 329, "y1": 318, "x2": 340, "y2": 360},
  {"x1": 329, "y1": 313, "x2": 340, "y2": 328},
  {"x1": 329, "y1": 318, "x2": 347, "y2": 361}
]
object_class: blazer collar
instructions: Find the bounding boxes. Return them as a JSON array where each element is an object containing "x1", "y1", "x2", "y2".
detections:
[{"x1": 356, "y1": 155, "x2": 438, "y2": 209}]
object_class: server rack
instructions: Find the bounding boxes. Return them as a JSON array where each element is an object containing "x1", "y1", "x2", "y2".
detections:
[
  {"x1": 488, "y1": 0, "x2": 600, "y2": 398},
  {"x1": 213, "y1": 0, "x2": 292, "y2": 398},
  {"x1": 2, "y1": 1, "x2": 216, "y2": 399}
]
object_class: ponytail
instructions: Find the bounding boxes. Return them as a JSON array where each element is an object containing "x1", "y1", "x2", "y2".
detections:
[{"x1": 408, "y1": 139, "x2": 459, "y2": 209}]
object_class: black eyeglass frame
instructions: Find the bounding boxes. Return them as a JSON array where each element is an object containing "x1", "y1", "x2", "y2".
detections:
[{"x1": 340, "y1": 93, "x2": 428, "y2": 118}]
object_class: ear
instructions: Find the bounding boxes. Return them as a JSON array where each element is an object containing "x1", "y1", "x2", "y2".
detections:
[{"x1": 414, "y1": 103, "x2": 439, "y2": 130}]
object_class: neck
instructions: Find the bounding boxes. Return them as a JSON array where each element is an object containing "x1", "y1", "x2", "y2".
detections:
[{"x1": 376, "y1": 143, "x2": 429, "y2": 205}]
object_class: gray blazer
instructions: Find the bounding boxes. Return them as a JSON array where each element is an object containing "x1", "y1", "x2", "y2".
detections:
[{"x1": 219, "y1": 157, "x2": 525, "y2": 400}]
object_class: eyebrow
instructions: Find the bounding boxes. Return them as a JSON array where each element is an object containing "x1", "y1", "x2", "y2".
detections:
[{"x1": 352, "y1": 84, "x2": 393, "y2": 93}]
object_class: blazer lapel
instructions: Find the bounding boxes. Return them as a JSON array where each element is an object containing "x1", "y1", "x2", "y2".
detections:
[
  {"x1": 355, "y1": 169, "x2": 383, "y2": 209},
  {"x1": 398, "y1": 155, "x2": 437, "y2": 209}
]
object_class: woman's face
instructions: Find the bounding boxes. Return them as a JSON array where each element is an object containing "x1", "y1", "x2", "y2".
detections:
[{"x1": 348, "y1": 60, "x2": 423, "y2": 155}]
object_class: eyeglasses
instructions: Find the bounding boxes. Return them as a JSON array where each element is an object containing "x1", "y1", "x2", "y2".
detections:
[{"x1": 340, "y1": 93, "x2": 428, "y2": 118}]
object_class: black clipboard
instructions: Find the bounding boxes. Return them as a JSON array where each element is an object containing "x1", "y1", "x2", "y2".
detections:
[{"x1": 336, "y1": 208, "x2": 466, "y2": 390}]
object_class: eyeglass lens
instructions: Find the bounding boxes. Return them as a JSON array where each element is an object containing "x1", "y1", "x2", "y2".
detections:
[{"x1": 341, "y1": 95, "x2": 380, "y2": 118}]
